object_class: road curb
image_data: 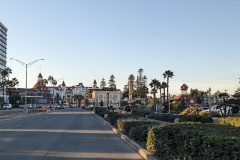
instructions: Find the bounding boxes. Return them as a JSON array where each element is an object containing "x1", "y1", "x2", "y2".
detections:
[{"x1": 97, "y1": 115, "x2": 158, "y2": 160}]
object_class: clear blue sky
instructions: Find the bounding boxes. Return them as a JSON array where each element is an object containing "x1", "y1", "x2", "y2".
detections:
[{"x1": 1, "y1": 0, "x2": 240, "y2": 95}]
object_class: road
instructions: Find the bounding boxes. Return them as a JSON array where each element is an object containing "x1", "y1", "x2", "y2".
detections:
[{"x1": 0, "y1": 108, "x2": 143, "y2": 160}]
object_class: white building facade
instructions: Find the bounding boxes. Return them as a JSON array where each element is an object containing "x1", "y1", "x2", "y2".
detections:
[
  {"x1": 92, "y1": 90, "x2": 122, "y2": 107},
  {"x1": 72, "y1": 83, "x2": 87, "y2": 96}
]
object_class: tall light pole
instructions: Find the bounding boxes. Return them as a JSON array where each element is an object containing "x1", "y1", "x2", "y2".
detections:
[{"x1": 10, "y1": 58, "x2": 44, "y2": 113}]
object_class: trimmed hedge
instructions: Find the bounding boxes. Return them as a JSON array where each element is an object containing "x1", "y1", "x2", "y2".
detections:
[
  {"x1": 147, "y1": 113, "x2": 213, "y2": 123},
  {"x1": 129, "y1": 123, "x2": 159, "y2": 141},
  {"x1": 93, "y1": 107, "x2": 108, "y2": 117},
  {"x1": 147, "y1": 113, "x2": 178, "y2": 122},
  {"x1": 108, "y1": 113, "x2": 137, "y2": 127},
  {"x1": 117, "y1": 118, "x2": 159, "y2": 135},
  {"x1": 131, "y1": 108, "x2": 154, "y2": 117},
  {"x1": 217, "y1": 117, "x2": 240, "y2": 127},
  {"x1": 147, "y1": 123, "x2": 240, "y2": 159},
  {"x1": 179, "y1": 115, "x2": 213, "y2": 123}
]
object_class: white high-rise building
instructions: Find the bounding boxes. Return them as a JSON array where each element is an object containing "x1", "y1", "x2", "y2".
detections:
[{"x1": 0, "y1": 22, "x2": 7, "y2": 71}]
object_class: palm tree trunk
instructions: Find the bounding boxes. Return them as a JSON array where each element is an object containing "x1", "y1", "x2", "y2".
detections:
[
  {"x1": 159, "y1": 89, "x2": 162, "y2": 103},
  {"x1": 163, "y1": 88, "x2": 166, "y2": 103},
  {"x1": 167, "y1": 77, "x2": 169, "y2": 103}
]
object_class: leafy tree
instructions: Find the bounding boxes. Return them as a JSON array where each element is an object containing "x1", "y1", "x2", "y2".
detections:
[
  {"x1": 33, "y1": 78, "x2": 48, "y2": 90},
  {"x1": 190, "y1": 89, "x2": 205, "y2": 104},
  {"x1": 163, "y1": 70, "x2": 174, "y2": 103},
  {"x1": 100, "y1": 77, "x2": 106, "y2": 89},
  {"x1": 134, "y1": 68, "x2": 148, "y2": 99},
  {"x1": 108, "y1": 74, "x2": 116, "y2": 89},
  {"x1": 74, "y1": 94, "x2": 84, "y2": 107},
  {"x1": 0, "y1": 67, "x2": 19, "y2": 105},
  {"x1": 122, "y1": 85, "x2": 129, "y2": 99},
  {"x1": 218, "y1": 93, "x2": 231, "y2": 116},
  {"x1": 235, "y1": 87, "x2": 240, "y2": 93}
]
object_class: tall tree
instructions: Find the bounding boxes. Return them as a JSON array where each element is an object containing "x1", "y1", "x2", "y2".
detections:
[
  {"x1": 73, "y1": 94, "x2": 84, "y2": 108},
  {"x1": 33, "y1": 78, "x2": 48, "y2": 90},
  {"x1": 0, "y1": 67, "x2": 19, "y2": 105},
  {"x1": 100, "y1": 77, "x2": 106, "y2": 89},
  {"x1": 218, "y1": 93, "x2": 231, "y2": 116},
  {"x1": 122, "y1": 85, "x2": 129, "y2": 99},
  {"x1": 163, "y1": 70, "x2": 174, "y2": 103},
  {"x1": 156, "y1": 81, "x2": 162, "y2": 103},
  {"x1": 108, "y1": 74, "x2": 116, "y2": 89},
  {"x1": 134, "y1": 69, "x2": 148, "y2": 99},
  {"x1": 190, "y1": 89, "x2": 206, "y2": 104},
  {"x1": 161, "y1": 82, "x2": 167, "y2": 103},
  {"x1": 48, "y1": 76, "x2": 57, "y2": 105},
  {"x1": 149, "y1": 79, "x2": 159, "y2": 107}
]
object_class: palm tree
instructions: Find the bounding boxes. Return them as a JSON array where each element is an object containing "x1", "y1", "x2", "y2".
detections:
[
  {"x1": 161, "y1": 82, "x2": 168, "y2": 103},
  {"x1": 48, "y1": 76, "x2": 57, "y2": 105},
  {"x1": 163, "y1": 70, "x2": 174, "y2": 103},
  {"x1": 156, "y1": 81, "x2": 162, "y2": 103},
  {"x1": 149, "y1": 79, "x2": 160, "y2": 107}
]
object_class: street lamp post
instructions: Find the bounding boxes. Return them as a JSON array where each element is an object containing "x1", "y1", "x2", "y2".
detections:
[{"x1": 10, "y1": 58, "x2": 44, "y2": 113}]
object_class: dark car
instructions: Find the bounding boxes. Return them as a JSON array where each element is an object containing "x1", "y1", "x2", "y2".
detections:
[{"x1": 124, "y1": 105, "x2": 131, "y2": 112}]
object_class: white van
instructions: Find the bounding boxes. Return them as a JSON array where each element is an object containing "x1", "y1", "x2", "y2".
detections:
[{"x1": 3, "y1": 103, "x2": 12, "y2": 110}]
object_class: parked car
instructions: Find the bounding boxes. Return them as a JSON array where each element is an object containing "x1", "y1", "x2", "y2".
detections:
[
  {"x1": 3, "y1": 103, "x2": 12, "y2": 110},
  {"x1": 54, "y1": 105, "x2": 60, "y2": 109}
]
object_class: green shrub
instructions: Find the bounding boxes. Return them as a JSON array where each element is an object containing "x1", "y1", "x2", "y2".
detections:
[
  {"x1": 116, "y1": 118, "x2": 140, "y2": 134},
  {"x1": 93, "y1": 107, "x2": 108, "y2": 116},
  {"x1": 179, "y1": 115, "x2": 213, "y2": 123},
  {"x1": 217, "y1": 117, "x2": 240, "y2": 127},
  {"x1": 147, "y1": 123, "x2": 240, "y2": 159},
  {"x1": 131, "y1": 108, "x2": 154, "y2": 117},
  {"x1": 147, "y1": 113, "x2": 179, "y2": 122},
  {"x1": 129, "y1": 123, "x2": 160, "y2": 141},
  {"x1": 108, "y1": 113, "x2": 137, "y2": 127},
  {"x1": 232, "y1": 105, "x2": 240, "y2": 114}
]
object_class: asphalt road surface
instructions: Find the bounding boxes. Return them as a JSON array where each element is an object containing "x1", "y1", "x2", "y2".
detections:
[{"x1": 0, "y1": 108, "x2": 143, "y2": 160}]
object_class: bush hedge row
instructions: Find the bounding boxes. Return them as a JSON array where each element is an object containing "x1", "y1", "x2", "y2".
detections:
[
  {"x1": 108, "y1": 113, "x2": 137, "y2": 127},
  {"x1": 131, "y1": 108, "x2": 154, "y2": 117},
  {"x1": 93, "y1": 107, "x2": 108, "y2": 117},
  {"x1": 147, "y1": 123, "x2": 240, "y2": 159},
  {"x1": 129, "y1": 123, "x2": 159, "y2": 141},
  {"x1": 147, "y1": 113, "x2": 213, "y2": 123},
  {"x1": 116, "y1": 118, "x2": 160, "y2": 135},
  {"x1": 179, "y1": 115, "x2": 213, "y2": 123},
  {"x1": 217, "y1": 117, "x2": 240, "y2": 127},
  {"x1": 147, "y1": 113, "x2": 178, "y2": 122}
]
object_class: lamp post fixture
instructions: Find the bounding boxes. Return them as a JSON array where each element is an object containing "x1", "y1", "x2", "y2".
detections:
[{"x1": 10, "y1": 58, "x2": 44, "y2": 113}]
